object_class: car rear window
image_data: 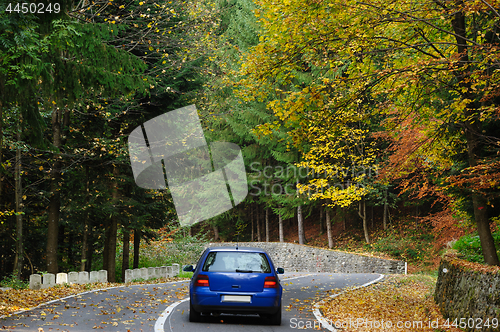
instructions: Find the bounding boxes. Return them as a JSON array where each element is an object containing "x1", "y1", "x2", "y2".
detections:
[{"x1": 202, "y1": 251, "x2": 271, "y2": 273}]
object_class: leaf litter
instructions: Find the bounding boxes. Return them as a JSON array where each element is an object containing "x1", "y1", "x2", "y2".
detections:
[
  {"x1": 320, "y1": 274, "x2": 462, "y2": 331},
  {"x1": 0, "y1": 276, "x2": 188, "y2": 318}
]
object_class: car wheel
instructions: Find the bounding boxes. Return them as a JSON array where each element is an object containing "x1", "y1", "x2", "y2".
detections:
[
  {"x1": 189, "y1": 301, "x2": 202, "y2": 322},
  {"x1": 269, "y1": 305, "x2": 282, "y2": 326}
]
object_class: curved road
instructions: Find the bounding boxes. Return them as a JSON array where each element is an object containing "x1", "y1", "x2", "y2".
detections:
[{"x1": 0, "y1": 273, "x2": 381, "y2": 331}]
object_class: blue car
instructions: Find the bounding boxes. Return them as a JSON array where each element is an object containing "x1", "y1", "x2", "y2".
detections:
[{"x1": 183, "y1": 246, "x2": 284, "y2": 325}]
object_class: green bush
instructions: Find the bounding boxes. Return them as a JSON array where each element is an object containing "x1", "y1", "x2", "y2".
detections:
[
  {"x1": 452, "y1": 231, "x2": 500, "y2": 264},
  {"x1": 113, "y1": 227, "x2": 207, "y2": 282},
  {"x1": 0, "y1": 274, "x2": 29, "y2": 289},
  {"x1": 368, "y1": 230, "x2": 432, "y2": 262}
]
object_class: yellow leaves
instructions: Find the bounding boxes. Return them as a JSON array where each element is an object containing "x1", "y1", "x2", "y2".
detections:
[{"x1": 321, "y1": 275, "x2": 461, "y2": 332}]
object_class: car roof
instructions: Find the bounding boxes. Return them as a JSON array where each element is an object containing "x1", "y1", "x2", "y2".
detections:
[{"x1": 206, "y1": 246, "x2": 268, "y2": 254}]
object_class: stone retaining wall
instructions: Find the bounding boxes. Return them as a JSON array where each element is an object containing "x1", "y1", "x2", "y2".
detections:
[
  {"x1": 434, "y1": 255, "x2": 500, "y2": 332},
  {"x1": 29, "y1": 263, "x2": 180, "y2": 289},
  {"x1": 205, "y1": 242, "x2": 406, "y2": 274}
]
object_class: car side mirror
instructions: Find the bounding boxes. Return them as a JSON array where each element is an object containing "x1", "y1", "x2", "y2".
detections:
[
  {"x1": 183, "y1": 264, "x2": 194, "y2": 272},
  {"x1": 276, "y1": 267, "x2": 284, "y2": 274}
]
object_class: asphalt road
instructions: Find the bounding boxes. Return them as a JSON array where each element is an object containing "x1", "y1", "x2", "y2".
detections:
[{"x1": 1, "y1": 272, "x2": 382, "y2": 332}]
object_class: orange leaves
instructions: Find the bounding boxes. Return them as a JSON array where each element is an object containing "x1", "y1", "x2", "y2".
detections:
[
  {"x1": 0, "y1": 285, "x2": 100, "y2": 317},
  {"x1": 444, "y1": 160, "x2": 500, "y2": 197}
]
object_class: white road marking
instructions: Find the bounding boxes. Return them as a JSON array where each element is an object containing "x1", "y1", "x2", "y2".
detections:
[
  {"x1": 155, "y1": 296, "x2": 190, "y2": 332},
  {"x1": 154, "y1": 273, "x2": 313, "y2": 331}
]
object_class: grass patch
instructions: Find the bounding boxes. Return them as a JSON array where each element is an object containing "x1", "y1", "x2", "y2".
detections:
[{"x1": 177, "y1": 271, "x2": 193, "y2": 279}]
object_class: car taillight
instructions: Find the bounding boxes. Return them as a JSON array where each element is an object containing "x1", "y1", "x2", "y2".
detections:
[
  {"x1": 264, "y1": 276, "x2": 278, "y2": 288},
  {"x1": 194, "y1": 274, "x2": 209, "y2": 287}
]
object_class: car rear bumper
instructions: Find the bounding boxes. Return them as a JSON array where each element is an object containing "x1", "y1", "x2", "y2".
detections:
[
  {"x1": 191, "y1": 288, "x2": 281, "y2": 314},
  {"x1": 192, "y1": 303, "x2": 280, "y2": 315}
]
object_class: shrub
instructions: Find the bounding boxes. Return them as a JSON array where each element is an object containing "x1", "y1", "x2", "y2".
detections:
[
  {"x1": 452, "y1": 231, "x2": 500, "y2": 264},
  {"x1": 0, "y1": 274, "x2": 29, "y2": 290}
]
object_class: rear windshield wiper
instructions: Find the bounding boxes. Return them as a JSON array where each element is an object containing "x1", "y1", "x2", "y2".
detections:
[{"x1": 235, "y1": 269, "x2": 253, "y2": 273}]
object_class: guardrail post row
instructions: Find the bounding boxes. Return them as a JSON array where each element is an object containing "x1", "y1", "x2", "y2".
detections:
[
  {"x1": 68, "y1": 271, "x2": 78, "y2": 284},
  {"x1": 124, "y1": 269, "x2": 133, "y2": 283},
  {"x1": 29, "y1": 274, "x2": 42, "y2": 290},
  {"x1": 28, "y1": 263, "x2": 179, "y2": 288},
  {"x1": 166, "y1": 266, "x2": 172, "y2": 278},
  {"x1": 78, "y1": 271, "x2": 89, "y2": 284},
  {"x1": 56, "y1": 273, "x2": 68, "y2": 285},
  {"x1": 133, "y1": 268, "x2": 141, "y2": 280},
  {"x1": 172, "y1": 263, "x2": 179, "y2": 276},
  {"x1": 41, "y1": 273, "x2": 55, "y2": 289},
  {"x1": 140, "y1": 267, "x2": 148, "y2": 280},
  {"x1": 147, "y1": 267, "x2": 154, "y2": 280},
  {"x1": 90, "y1": 271, "x2": 99, "y2": 283},
  {"x1": 98, "y1": 270, "x2": 107, "y2": 283}
]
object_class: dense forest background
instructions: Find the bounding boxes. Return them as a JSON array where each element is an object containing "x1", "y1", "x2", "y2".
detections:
[{"x1": 1, "y1": 0, "x2": 499, "y2": 283}]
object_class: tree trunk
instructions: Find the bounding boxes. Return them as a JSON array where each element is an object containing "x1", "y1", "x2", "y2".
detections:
[
  {"x1": 452, "y1": 5, "x2": 499, "y2": 265},
  {"x1": 296, "y1": 178, "x2": 305, "y2": 245},
  {"x1": 342, "y1": 207, "x2": 346, "y2": 230},
  {"x1": 106, "y1": 218, "x2": 117, "y2": 282},
  {"x1": 371, "y1": 205, "x2": 374, "y2": 229},
  {"x1": 383, "y1": 189, "x2": 388, "y2": 230},
  {"x1": 463, "y1": 109, "x2": 498, "y2": 265},
  {"x1": 80, "y1": 166, "x2": 90, "y2": 271},
  {"x1": 46, "y1": 166, "x2": 61, "y2": 274},
  {"x1": 358, "y1": 198, "x2": 370, "y2": 244},
  {"x1": 278, "y1": 212, "x2": 284, "y2": 242},
  {"x1": 13, "y1": 120, "x2": 23, "y2": 279},
  {"x1": 319, "y1": 204, "x2": 324, "y2": 235},
  {"x1": 103, "y1": 220, "x2": 110, "y2": 271},
  {"x1": 106, "y1": 165, "x2": 119, "y2": 282},
  {"x1": 250, "y1": 205, "x2": 254, "y2": 241},
  {"x1": 0, "y1": 97, "x2": 3, "y2": 210},
  {"x1": 133, "y1": 228, "x2": 140, "y2": 269},
  {"x1": 297, "y1": 204, "x2": 304, "y2": 245},
  {"x1": 46, "y1": 106, "x2": 63, "y2": 274},
  {"x1": 326, "y1": 208, "x2": 333, "y2": 249},
  {"x1": 80, "y1": 220, "x2": 89, "y2": 272},
  {"x1": 256, "y1": 204, "x2": 261, "y2": 242},
  {"x1": 86, "y1": 229, "x2": 94, "y2": 271},
  {"x1": 265, "y1": 208, "x2": 269, "y2": 242},
  {"x1": 213, "y1": 225, "x2": 219, "y2": 241},
  {"x1": 122, "y1": 226, "x2": 130, "y2": 281}
]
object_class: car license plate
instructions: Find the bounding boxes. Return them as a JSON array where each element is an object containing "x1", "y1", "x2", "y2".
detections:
[{"x1": 221, "y1": 295, "x2": 251, "y2": 303}]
